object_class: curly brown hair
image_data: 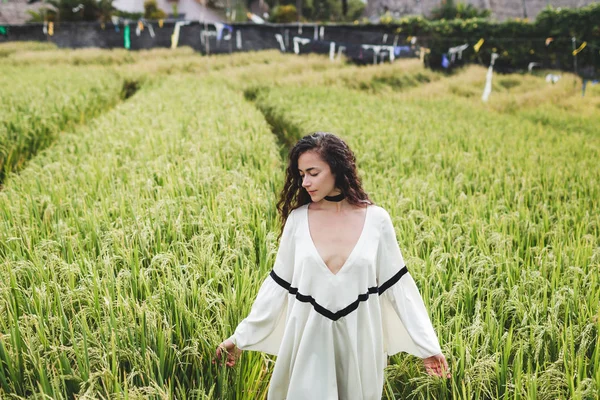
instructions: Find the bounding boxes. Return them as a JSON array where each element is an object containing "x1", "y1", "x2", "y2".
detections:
[{"x1": 276, "y1": 131, "x2": 373, "y2": 239}]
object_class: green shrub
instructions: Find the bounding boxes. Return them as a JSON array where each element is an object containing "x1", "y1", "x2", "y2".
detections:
[
  {"x1": 143, "y1": 0, "x2": 167, "y2": 20},
  {"x1": 429, "y1": 0, "x2": 491, "y2": 20},
  {"x1": 270, "y1": 5, "x2": 298, "y2": 23},
  {"x1": 390, "y1": 4, "x2": 600, "y2": 76}
]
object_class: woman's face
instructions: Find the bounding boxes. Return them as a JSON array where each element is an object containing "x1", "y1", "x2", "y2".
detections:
[{"x1": 297, "y1": 150, "x2": 338, "y2": 201}]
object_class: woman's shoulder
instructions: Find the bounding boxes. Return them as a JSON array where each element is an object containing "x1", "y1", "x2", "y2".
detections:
[
  {"x1": 288, "y1": 202, "x2": 388, "y2": 219},
  {"x1": 286, "y1": 204, "x2": 308, "y2": 225},
  {"x1": 368, "y1": 203, "x2": 390, "y2": 219},
  {"x1": 289, "y1": 203, "x2": 309, "y2": 216}
]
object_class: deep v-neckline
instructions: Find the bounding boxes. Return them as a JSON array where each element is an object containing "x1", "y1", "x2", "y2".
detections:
[{"x1": 305, "y1": 203, "x2": 370, "y2": 276}]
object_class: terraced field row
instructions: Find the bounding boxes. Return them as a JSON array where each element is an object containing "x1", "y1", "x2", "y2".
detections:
[
  {"x1": 250, "y1": 84, "x2": 599, "y2": 399},
  {"x1": 0, "y1": 74, "x2": 287, "y2": 399}
]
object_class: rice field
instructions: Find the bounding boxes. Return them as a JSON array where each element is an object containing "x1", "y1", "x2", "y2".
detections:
[
  {"x1": 0, "y1": 42, "x2": 598, "y2": 400},
  {"x1": 0, "y1": 65, "x2": 127, "y2": 184}
]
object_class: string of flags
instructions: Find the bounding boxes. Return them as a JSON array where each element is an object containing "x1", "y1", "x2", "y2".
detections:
[
  {"x1": 474, "y1": 38, "x2": 484, "y2": 53},
  {"x1": 447, "y1": 43, "x2": 469, "y2": 62},
  {"x1": 436, "y1": 35, "x2": 598, "y2": 100},
  {"x1": 3, "y1": 18, "x2": 597, "y2": 88},
  {"x1": 294, "y1": 37, "x2": 310, "y2": 54},
  {"x1": 197, "y1": 22, "x2": 234, "y2": 54},
  {"x1": 573, "y1": 41, "x2": 586, "y2": 56},
  {"x1": 124, "y1": 24, "x2": 130, "y2": 49},
  {"x1": 246, "y1": 13, "x2": 265, "y2": 24},
  {"x1": 214, "y1": 23, "x2": 233, "y2": 41},
  {"x1": 171, "y1": 21, "x2": 191, "y2": 49},
  {"x1": 273, "y1": 30, "x2": 420, "y2": 64},
  {"x1": 440, "y1": 34, "x2": 599, "y2": 100},
  {"x1": 482, "y1": 53, "x2": 499, "y2": 102},
  {"x1": 443, "y1": 36, "x2": 599, "y2": 69}
]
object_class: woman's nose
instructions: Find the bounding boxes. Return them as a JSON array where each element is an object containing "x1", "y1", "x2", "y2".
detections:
[{"x1": 302, "y1": 176, "x2": 310, "y2": 187}]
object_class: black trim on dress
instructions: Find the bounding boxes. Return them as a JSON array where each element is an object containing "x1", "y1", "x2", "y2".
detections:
[{"x1": 269, "y1": 266, "x2": 408, "y2": 322}]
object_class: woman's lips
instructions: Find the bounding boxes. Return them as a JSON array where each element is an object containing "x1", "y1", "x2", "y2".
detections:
[{"x1": 308, "y1": 190, "x2": 317, "y2": 195}]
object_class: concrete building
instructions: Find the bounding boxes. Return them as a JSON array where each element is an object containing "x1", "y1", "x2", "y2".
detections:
[
  {"x1": 111, "y1": 0, "x2": 225, "y2": 22},
  {"x1": 0, "y1": 0, "x2": 226, "y2": 25},
  {"x1": 1, "y1": 0, "x2": 51, "y2": 24}
]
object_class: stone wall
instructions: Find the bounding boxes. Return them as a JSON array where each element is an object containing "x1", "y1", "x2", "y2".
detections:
[{"x1": 0, "y1": 21, "x2": 420, "y2": 65}]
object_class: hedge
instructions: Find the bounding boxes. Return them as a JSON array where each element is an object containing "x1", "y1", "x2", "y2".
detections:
[{"x1": 388, "y1": 4, "x2": 599, "y2": 77}]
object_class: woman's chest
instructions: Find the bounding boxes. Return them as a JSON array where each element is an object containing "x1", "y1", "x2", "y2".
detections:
[
  {"x1": 292, "y1": 234, "x2": 380, "y2": 310},
  {"x1": 294, "y1": 223, "x2": 379, "y2": 279}
]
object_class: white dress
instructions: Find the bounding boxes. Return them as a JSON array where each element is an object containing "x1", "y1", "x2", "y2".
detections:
[{"x1": 228, "y1": 203, "x2": 442, "y2": 400}]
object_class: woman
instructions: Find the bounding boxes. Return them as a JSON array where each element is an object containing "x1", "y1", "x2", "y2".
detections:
[{"x1": 215, "y1": 132, "x2": 450, "y2": 399}]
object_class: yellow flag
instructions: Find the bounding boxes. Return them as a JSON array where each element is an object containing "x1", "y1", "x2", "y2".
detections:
[
  {"x1": 159, "y1": 19, "x2": 164, "y2": 28},
  {"x1": 138, "y1": 21, "x2": 144, "y2": 31},
  {"x1": 572, "y1": 41, "x2": 587, "y2": 56},
  {"x1": 48, "y1": 22, "x2": 54, "y2": 36},
  {"x1": 419, "y1": 47, "x2": 430, "y2": 63},
  {"x1": 474, "y1": 38, "x2": 484, "y2": 53}
]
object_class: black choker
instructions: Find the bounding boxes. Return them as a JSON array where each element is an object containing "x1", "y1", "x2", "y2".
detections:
[{"x1": 324, "y1": 193, "x2": 345, "y2": 202}]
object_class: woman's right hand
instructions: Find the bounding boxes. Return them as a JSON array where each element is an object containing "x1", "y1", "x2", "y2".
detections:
[{"x1": 214, "y1": 339, "x2": 242, "y2": 367}]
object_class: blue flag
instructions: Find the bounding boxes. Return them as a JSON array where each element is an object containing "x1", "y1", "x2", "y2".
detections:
[
  {"x1": 394, "y1": 45, "x2": 410, "y2": 56},
  {"x1": 442, "y1": 53, "x2": 450, "y2": 68}
]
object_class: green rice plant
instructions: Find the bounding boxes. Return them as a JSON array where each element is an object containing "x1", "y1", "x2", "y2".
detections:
[
  {"x1": 0, "y1": 65, "x2": 125, "y2": 184},
  {"x1": 0, "y1": 47, "x2": 193, "y2": 66},
  {"x1": 0, "y1": 44, "x2": 598, "y2": 399},
  {"x1": 0, "y1": 41, "x2": 57, "y2": 58},
  {"x1": 204, "y1": 56, "x2": 442, "y2": 94},
  {"x1": 252, "y1": 83, "x2": 599, "y2": 399},
  {"x1": 0, "y1": 75, "x2": 285, "y2": 398}
]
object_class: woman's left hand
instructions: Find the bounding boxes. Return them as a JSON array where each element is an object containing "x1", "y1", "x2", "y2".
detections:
[{"x1": 423, "y1": 353, "x2": 451, "y2": 378}]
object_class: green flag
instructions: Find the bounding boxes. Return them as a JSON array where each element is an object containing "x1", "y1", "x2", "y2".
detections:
[
  {"x1": 0, "y1": 26, "x2": 7, "y2": 36},
  {"x1": 124, "y1": 24, "x2": 130, "y2": 49}
]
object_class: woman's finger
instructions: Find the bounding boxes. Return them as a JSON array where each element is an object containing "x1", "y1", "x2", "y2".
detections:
[{"x1": 441, "y1": 358, "x2": 451, "y2": 378}]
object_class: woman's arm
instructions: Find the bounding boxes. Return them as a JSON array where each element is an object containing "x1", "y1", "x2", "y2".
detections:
[
  {"x1": 376, "y1": 208, "x2": 450, "y2": 377},
  {"x1": 215, "y1": 210, "x2": 296, "y2": 366}
]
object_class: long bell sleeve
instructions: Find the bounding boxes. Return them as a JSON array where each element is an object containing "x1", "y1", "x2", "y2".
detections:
[
  {"x1": 226, "y1": 209, "x2": 296, "y2": 356},
  {"x1": 377, "y1": 208, "x2": 442, "y2": 359}
]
